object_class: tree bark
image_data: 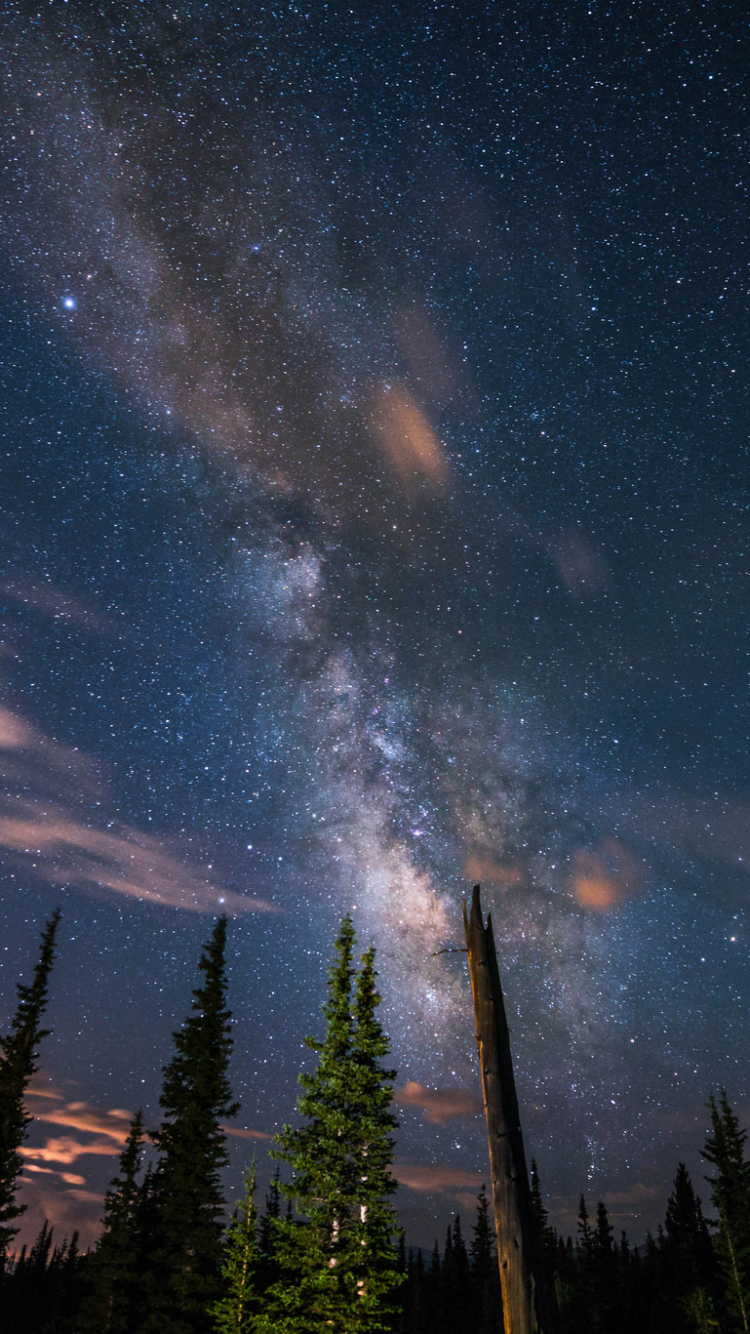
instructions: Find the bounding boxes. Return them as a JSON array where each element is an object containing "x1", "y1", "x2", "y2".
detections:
[{"x1": 463, "y1": 885, "x2": 550, "y2": 1334}]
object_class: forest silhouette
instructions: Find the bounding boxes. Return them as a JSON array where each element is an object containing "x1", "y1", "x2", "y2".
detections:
[{"x1": 0, "y1": 912, "x2": 746, "y2": 1333}]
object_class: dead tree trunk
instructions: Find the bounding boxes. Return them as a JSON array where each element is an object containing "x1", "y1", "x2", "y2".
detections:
[{"x1": 463, "y1": 884, "x2": 549, "y2": 1334}]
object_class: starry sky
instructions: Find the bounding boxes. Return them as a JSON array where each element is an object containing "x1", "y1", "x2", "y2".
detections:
[{"x1": 0, "y1": 0, "x2": 748, "y2": 1252}]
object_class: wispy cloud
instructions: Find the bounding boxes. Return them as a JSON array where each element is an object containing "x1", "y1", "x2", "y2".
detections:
[
  {"x1": 394, "y1": 1081, "x2": 483, "y2": 1125},
  {"x1": 13, "y1": 1086, "x2": 132, "y2": 1249},
  {"x1": 0, "y1": 702, "x2": 275, "y2": 914},
  {"x1": 393, "y1": 1163, "x2": 486, "y2": 1193},
  {"x1": 26, "y1": 1094, "x2": 132, "y2": 1143},
  {"x1": 22, "y1": 1090, "x2": 132, "y2": 1172},
  {"x1": 1, "y1": 577, "x2": 113, "y2": 632},
  {"x1": 0, "y1": 805, "x2": 273, "y2": 914},
  {"x1": 222, "y1": 1125, "x2": 274, "y2": 1141}
]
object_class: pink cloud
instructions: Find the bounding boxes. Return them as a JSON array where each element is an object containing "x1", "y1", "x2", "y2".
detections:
[
  {"x1": 221, "y1": 1125, "x2": 274, "y2": 1141},
  {"x1": 0, "y1": 703, "x2": 276, "y2": 914},
  {"x1": 394, "y1": 1081, "x2": 483, "y2": 1125},
  {"x1": 0, "y1": 577, "x2": 112, "y2": 632},
  {"x1": 0, "y1": 808, "x2": 274, "y2": 914},
  {"x1": 393, "y1": 1163, "x2": 486, "y2": 1193}
]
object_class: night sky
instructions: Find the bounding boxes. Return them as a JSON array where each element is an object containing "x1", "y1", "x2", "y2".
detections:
[{"x1": 1, "y1": 0, "x2": 748, "y2": 1252}]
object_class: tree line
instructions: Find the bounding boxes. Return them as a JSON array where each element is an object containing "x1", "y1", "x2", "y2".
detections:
[{"x1": 2, "y1": 911, "x2": 750, "y2": 1333}]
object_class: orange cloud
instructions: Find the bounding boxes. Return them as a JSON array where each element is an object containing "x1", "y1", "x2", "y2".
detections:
[
  {"x1": 19, "y1": 1091, "x2": 133, "y2": 1175},
  {"x1": 394, "y1": 1081, "x2": 483, "y2": 1125},
  {"x1": 370, "y1": 384, "x2": 449, "y2": 490},
  {"x1": 463, "y1": 856, "x2": 523, "y2": 889},
  {"x1": 393, "y1": 1163, "x2": 486, "y2": 1193},
  {"x1": 28, "y1": 1097, "x2": 132, "y2": 1143},
  {"x1": 25, "y1": 1165, "x2": 86, "y2": 1186},
  {"x1": 571, "y1": 839, "x2": 646, "y2": 912},
  {"x1": 21, "y1": 1135, "x2": 124, "y2": 1166}
]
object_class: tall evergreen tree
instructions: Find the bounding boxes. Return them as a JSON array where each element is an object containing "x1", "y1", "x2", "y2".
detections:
[
  {"x1": 212, "y1": 1164, "x2": 260, "y2": 1334},
  {"x1": 702, "y1": 1091, "x2": 750, "y2": 1334},
  {"x1": 0, "y1": 909, "x2": 60, "y2": 1267},
  {"x1": 659, "y1": 1162, "x2": 717, "y2": 1333},
  {"x1": 79, "y1": 1111, "x2": 147, "y2": 1333},
  {"x1": 592, "y1": 1200, "x2": 617, "y2": 1334},
  {"x1": 470, "y1": 1184, "x2": 502, "y2": 1334},
  {"x1": 262, "y1": 918, "x2": 402, "y2": 1333},
  {"x1": 144, "y1": 916, "x2": 239, "y2": 1334},
  {"x1": 257, "y1": 1166, "x2": 282, "y2": 1294},
  {"x1": 530, "y1": 1160, "x2": 558, "y2": 1305}
]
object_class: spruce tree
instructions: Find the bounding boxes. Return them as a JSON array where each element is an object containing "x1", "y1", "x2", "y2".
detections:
[
  {"x1": 702, "y1": 1091, "x2": 750, "y2": 1334},
  {"x1": 530, "y1": 1160, "x2": 557, "y2": 1301},
  {"x1": 660, "y1": 1161, "x2": 717, "y2": 1331},
  {"x1": 592, "y1": 1201, "x2": 617, "y2": 1334},
  {"x1": 0, "y1": 909, "x2": 60, "y2": 1266},
  {"x1": 261, "y1": 917, "x2": 401, "y2": 1333},
  {"x1": 257, "y1": 1166, "x2": 281, "y2": 1293},
  {"x1": 80, "y1": 1111, "x2": 147, "y2": 1333},
  {"x1": 470, "y1": 1184, "x2": 502, "y2": 1334},
  {"x1": 145, "y1": 916, "x2": 239, "y2": 1334},
  {"x1": 212, "y1": 1164, "x2": 260, "y2": 1333}
]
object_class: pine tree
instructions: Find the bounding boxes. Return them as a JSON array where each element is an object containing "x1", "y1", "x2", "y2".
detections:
[
  {"x1": 347, "y1": 944, "x2": 403, "y2": 1319},
  {"x1": 702, "y1": 1091, "x2": 750, "y2": 1334},
  {"x1": 470, "y1": 1184, "x2": 502, "y2": 1334},
  {"x1": 441, "y1": 1216, "x2": 470, "y2": 1333},
  {"x1": 659, "y1": 1161, "x2": 717, "y2": 1332},
  {"x1": 261, "y1": 918, "x2": 402, "y2": 1333},
  {"x1": 212, "y1": 1164, "x2": 260, "y2": 1333},
  {"x1": 145, "y1": 916, "x2": 239, "y2": 1334},
  {"x1": 0, "y1": 909, "x2": 60, "y2": 1267},
  {"x1": 80, "y1": 1111, "x2": 147, "y2": 1333},
  {"x1": 592, "y1": 1201, "x2": 617, "y2": 1334},
  {"x1": 530, "y1": 1160, "x2": 557, "y2": 1303},
  {"x1": 258, "y1": 1168, "x2": 281, "y2": 1265},
  {"x1": 257, "y1": 1166, "x2": 281, "y2": 1293},
  {"x1": 566, "y1": 1197, "x2": 595, "y2": 1334}
]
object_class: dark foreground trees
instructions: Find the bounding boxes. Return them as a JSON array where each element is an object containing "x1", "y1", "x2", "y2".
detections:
[
  {"x1": 145, "y1": 915, "x2": 239, "y2": 1333},
  {"x1": 0, "y1": 910, "x2": 60, "y2": 1268},
  {"x1": 80, "y1": 916, "x2": 238, "y2": 1334},
  {"x1": 79, "y1": 1111, "x2": 147, "y2": 1332},
  {"x1": 7, "y1": 907, "x2": 750, "y2": 1334},
  {"x1": 211, "y1": 1164, "x2": 260, "y2": 1333},
  {"x1": 703, "y1": 1091, "x2": 750, "y2": 1333}
]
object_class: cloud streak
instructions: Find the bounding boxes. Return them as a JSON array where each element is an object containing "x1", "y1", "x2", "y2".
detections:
[
  {"x1": 0, "y1": 703, "x2": 275, "y2": 914},
  {"x1": 1, "y1": 578, "x2": 113, "y2": 633},
  {"x1": 393, "y1": 1163, "x2": 486, "y2": 1193},
  {"x1": 394, "y1": 1081, "x2": 483, "y2": 1125}
]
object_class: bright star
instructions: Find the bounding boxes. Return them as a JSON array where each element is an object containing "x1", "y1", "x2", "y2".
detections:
[{"x1": 62, "y1": 295, "x2": 77, "y2": 310}]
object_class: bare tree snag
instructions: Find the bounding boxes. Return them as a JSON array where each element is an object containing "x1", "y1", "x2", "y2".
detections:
[{"x1": 463, "y1": 884, "x2": 550, "y2": 1334}]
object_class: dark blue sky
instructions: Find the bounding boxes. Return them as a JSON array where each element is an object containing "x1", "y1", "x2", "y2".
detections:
[{"x1": 0, "y1": 0, "x2": 748, "y2": 1249}]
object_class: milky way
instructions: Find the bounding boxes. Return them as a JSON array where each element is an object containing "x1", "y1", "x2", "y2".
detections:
[{"x1": 0, "y1": 2, "x2": 748, "y2": 1247}]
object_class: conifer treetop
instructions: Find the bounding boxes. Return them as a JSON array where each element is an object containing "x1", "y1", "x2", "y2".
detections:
[{"x1": 0, "y1": 908, "x2": 61, "y2": 1260}]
